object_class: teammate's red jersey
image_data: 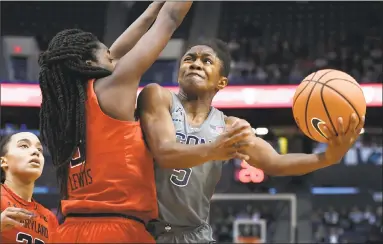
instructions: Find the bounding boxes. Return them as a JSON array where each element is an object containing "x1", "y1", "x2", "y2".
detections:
[
  {"x1": 1, "y1": 184, "x2": 58, "y2": 244},
  {"x1": 61, "y1": 79, "x2": 158, "y2": 223}
]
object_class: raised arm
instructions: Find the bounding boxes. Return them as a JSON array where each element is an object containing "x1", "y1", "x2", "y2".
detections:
[
  {"x1": 97, "y1": 1, "x2": 193, "y2": 121},
  {"x1": 226, "y1": 116, "x2": 364, "y2": 176},
  {"x1": 109, "y1": 2, "x2": 164, "y2": 60},
  {"x1": 111, "y1": 1, "x2": 192, "y2": 83},
  {"x1": 137, "y1": 84, "x2": 251, "y2": 168}
]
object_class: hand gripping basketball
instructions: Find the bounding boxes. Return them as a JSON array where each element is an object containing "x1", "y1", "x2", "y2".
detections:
[
  {"x1": 322, "y1": 113, "x2": 365, "y2": 164},
  {"x1": 209, "y1": 119, "x2": 253, "y2": 161},
  {"x1": 0, "y1": 207, "x2": 35, "y2": 232}
]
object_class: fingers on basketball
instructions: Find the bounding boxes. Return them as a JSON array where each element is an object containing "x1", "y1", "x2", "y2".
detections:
[{"x1": 292, "y1": 69, "x2": 367, "y2": 143}]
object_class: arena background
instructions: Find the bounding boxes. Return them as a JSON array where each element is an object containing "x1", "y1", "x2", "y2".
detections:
[{"x1": 0, "y1": 1, "x2": 382, "y2": 243}]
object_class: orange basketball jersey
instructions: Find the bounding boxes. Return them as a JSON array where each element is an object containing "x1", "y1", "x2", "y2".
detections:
[
  {"x1": 1, "y1": 184, "x2": 58, "y2": 244},
  {"x1": 61, "y1": 79, "x2": 158, "y2": 223}
]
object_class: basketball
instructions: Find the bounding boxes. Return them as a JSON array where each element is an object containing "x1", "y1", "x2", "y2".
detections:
[{"x1": 292, "y1": 69, "x2": 366, "y2": 143}]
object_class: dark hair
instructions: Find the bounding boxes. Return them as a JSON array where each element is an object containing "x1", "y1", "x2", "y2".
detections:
[
  {"x1": 186, "y1": 38, "x2": 232, "y2": 77},
  {"x1": 0, "y1": 133, "x2": 16, "y2": 184},
  {"x1": 38, "y1": 29, "x2": 112, "y2": 199}
]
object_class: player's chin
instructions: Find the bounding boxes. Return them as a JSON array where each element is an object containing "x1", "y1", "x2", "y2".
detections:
[
  {"x1": 22, "y1": 168, "x2": 43, "y2": 180},
  {"x1": 183, "y1": 78, "x2": 208, "y2": 91},
  {"x1": 184, "y1": 74, "x2": 207, "y2": 84}
]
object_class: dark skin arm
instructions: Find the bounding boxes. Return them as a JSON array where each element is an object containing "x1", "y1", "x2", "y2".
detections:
[
  {"x1": 225, "y1": 115, "x2": 364, "y2": 176},
  {"x1": 96, "y1": 1, "x2": 193, "y2": 121},
  {"x1": 137, "y1": 83, "x2": 214, "y2": 168},
  {"x1": 137, "y1": 84, "x2": 251, "y2": 169},
  {"x1": 109, "y1": 2, "x2": 164, "y2": 60}
]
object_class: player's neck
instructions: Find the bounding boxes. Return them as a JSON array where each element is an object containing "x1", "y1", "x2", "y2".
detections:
[
  {"x1": 4, "y1": 177, "x2": 34, "y2": 202},
  {"x1": 177, "y1": 91, "x2": 213, "y2": 120}
]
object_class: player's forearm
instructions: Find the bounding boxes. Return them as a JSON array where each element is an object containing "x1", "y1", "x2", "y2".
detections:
[
  {"x1": 247, "y1": 151, "x2": 332, "y2": 176},
  {"x1": 154, "y1": 142, "x2": 212, "y2": 169},
  {"x1": 160, "y1": 1, "x2": 193, "y2": 28},
  {"x1": 110, "y1": 3, "x2": 162, "y2": 59}
]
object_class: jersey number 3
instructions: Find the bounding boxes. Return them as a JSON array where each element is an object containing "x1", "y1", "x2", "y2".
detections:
[
  {"x1": 170, "y1": 168, "x2": 192, "y2": 187},
  {"x1": 17, "y1": 232, "x2": 44, "y2": 244}
]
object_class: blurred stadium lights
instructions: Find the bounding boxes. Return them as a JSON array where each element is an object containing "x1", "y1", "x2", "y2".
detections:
[{"x1": 254, "y1": 127, "x2": 269, "y2": 136}]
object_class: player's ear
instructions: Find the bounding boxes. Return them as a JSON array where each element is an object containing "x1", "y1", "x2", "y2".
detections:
[
  {"x1": 217, "y1": 76, "x2": 228, "y2": 90},
  {"x1": 0, "y1": 157, "x2": 8, "y2": 169},
  {"x1": 85, "y1": 60, "x2": 95, "y2": 66}
]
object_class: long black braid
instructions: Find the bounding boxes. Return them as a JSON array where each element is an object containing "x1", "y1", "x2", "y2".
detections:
[{"x1": 38, "y1": 29, "x2": 112, "y2": 201}]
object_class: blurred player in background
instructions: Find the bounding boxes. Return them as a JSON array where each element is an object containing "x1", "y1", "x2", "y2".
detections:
[
  {"x1": 1, "y1": 132, "x2": 59, "y2": 243},
  {"x1": 137, "y1": 39, "x2": 364, "y2": 243},
  {"x1": 38, "y1": 1, "x2": 193, "y2": 243}
]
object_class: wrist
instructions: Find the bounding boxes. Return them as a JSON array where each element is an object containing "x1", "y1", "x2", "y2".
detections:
[
  {"x1": 320, "y1": 152, "x2": 336, "y2": 165},
  {"x1": 201, "y1": 143, "x2": 217, "y2": 162}
]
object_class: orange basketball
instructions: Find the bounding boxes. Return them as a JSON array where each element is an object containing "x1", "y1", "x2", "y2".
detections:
[{"x1": 292, "y1": 69, "x2": 366, "y2": 143}]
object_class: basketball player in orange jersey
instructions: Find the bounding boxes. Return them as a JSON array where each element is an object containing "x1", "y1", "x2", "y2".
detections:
[
  {"x1": 137, "y1": 39, "x2": 365, "y2": 242},
  {"x1": 37, "y1": 2, "x2": 193, "y2": 243},
  {"x1": 1, "y1": 132, "x2": 59, "y2": 244}
]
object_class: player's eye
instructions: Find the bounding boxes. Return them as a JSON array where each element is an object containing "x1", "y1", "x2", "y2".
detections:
[
  {"x1": 37, "y1": 148, "x2": 43, "y2": 152},
  {"x1": 20, "y1": 144, "x2": 29, "y2": 149},
  {"x1": 184, "y1": 56, "x2": 192, "y2": 61},
  {"x1": 204, "y1": 58, "x2": 213, "y2": 64}
]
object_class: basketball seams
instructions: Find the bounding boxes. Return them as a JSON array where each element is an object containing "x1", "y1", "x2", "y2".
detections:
[
  {"x1": 312, "y1": 77, "x2": 363, "y2": 135},
  {"x1": 324, "y1": 81, "x2": 362, "y2": 130},
  {"x1": 303, "y1": 78, "x2": 363, "y2": 93},
  {"x1": 320, "y1": 83, "x2": 339, "y2": 137},
  {"x1": 292, "y1": 80, "x2": 310, "y2": 108},
  {"x1": 294, "y1": 70, "x2": 363, "y2": 142},
  {"x1": 292, "y1": 71, "x2": 317, "y2": 107},
  {"x1": 303, "y1": 70, "x2": 335, "y2": 139}
]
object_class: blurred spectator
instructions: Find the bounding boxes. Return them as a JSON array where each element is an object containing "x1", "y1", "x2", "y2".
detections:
[
  {"x1": 219, "y1": 2, "x2": 382, "y2": 85},
  {"x1": 313, "y1": 133, "x2": 383, "y2": 165},
  {"x1": 313, "y1": 205, "x2": 383, "y2": 243},
  {"x1": 324, "y1": 206, "x2": 340, "y2": 226}
]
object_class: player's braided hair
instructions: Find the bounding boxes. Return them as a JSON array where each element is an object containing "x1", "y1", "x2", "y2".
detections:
[{"x1": 38, "y1": 29, "x2": 111, "y2": 199}]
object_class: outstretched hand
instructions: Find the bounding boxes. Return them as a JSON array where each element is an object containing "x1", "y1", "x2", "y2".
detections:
[{"x1": 322, "y1": 113, "x2": 365, "y2": 164}]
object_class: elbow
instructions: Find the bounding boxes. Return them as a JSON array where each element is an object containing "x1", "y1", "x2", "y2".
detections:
[
  {"x1": 151, "y1": 145, "x2": 173, "y2": 169},
  {"x1": 155, "y1": 159, "x2": 174, "y2": 169},
  {"x1": 154, "y1": 152, "x2": 170, "y2": 169}
]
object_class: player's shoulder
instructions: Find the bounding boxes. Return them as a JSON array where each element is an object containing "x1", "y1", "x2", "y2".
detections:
[
  {"x1": 0, "y1": 185, "x2": 13, "y2": 207},
  {"x1": 138, "y1": 83, "x2": 172, "y2": 107},
  {"x1": 0, "y1": 193, "x2": 12, "y2": 211},
  {"x1": 1, "y1": 184, "x2": 8, "y2": 196},
  {"x1": 143, "y1": 83, "x2": 171, "y2": 97},
  {"x1": 35, "y1": 202, "x2": 52, "y2": 215}
]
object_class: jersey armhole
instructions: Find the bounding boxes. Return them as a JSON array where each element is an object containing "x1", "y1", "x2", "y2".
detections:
[{"x1": 168, "y1": 91, "x2": 178, "y2": 114}]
